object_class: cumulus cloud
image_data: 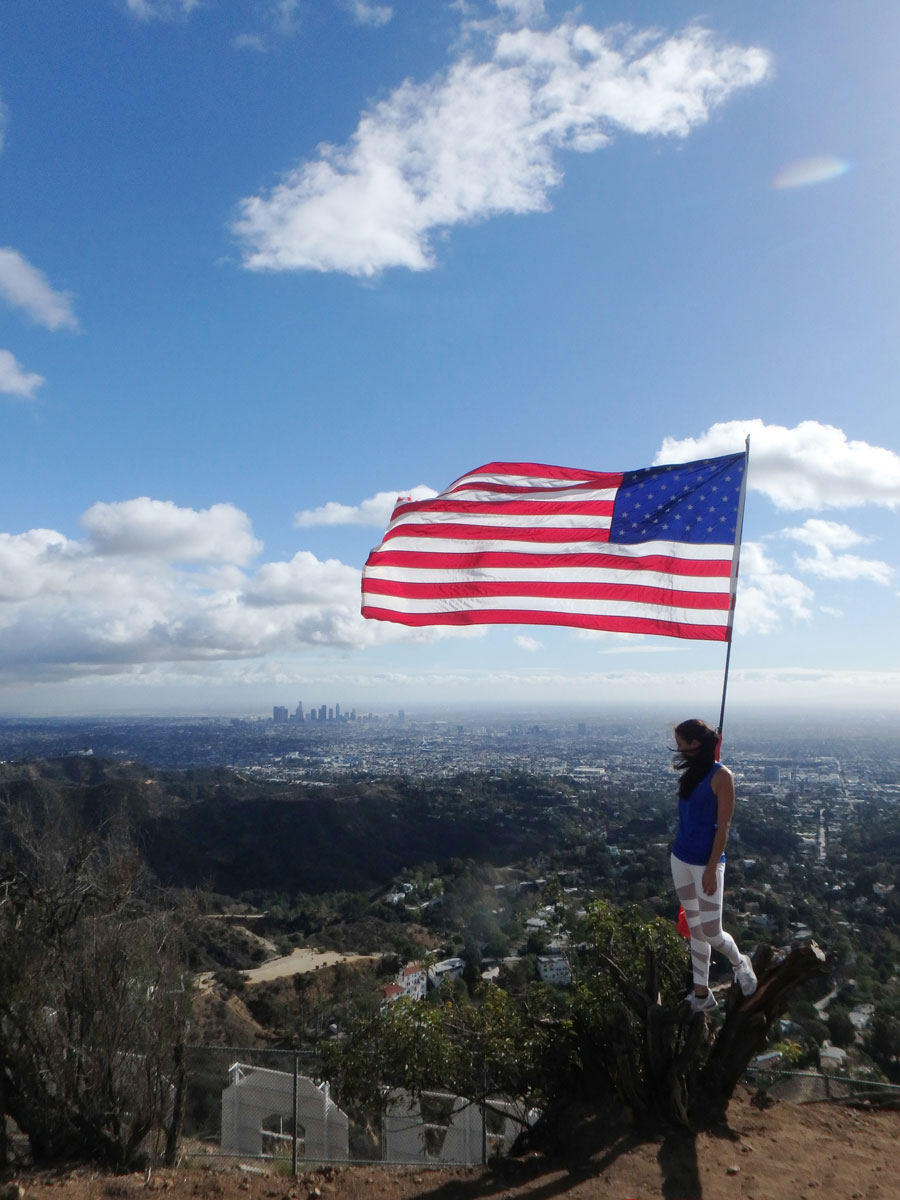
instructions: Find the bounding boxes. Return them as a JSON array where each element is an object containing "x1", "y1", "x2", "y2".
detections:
[
  {"x1": 655, "y1": 419, "x2": 900, "y2": 511},
  {"x1": 0, "y1": 248, "x2": 79, "y2": 331},
  {"x1": 735, "y1": 542, "x2": 814, "y2": 634},
  {"x1": 233, "y1": 20, "x2": 770, "y2": 275},
  {"x1": 783, "y1": 519, "x2": 894, "y2": 584},
  {"x1": 81, "y1": 498, "x2": 263, "y2": 565},
  {"x1": 0, "y1": 349, "x2": 44, "y2": 400},
  {"x1": 294, "y1": 485, "x2": 438, "y2": 527},
  {"x1": 0, "y1": 497, "x2": 483, "y2": 684}
]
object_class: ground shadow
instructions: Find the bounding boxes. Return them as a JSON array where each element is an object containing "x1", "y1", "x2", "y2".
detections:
[
  {"x1": 406, "y1": 1105, "x2": 646, "y2": 1200},
  {"x1": 657, "y1": 1129, "x2": 701, "y2": 1200}
]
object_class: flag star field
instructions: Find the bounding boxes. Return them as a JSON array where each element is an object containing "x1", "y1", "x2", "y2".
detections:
[{"x1": 0, "y1": 1, "x2": 899, "y2": 716}]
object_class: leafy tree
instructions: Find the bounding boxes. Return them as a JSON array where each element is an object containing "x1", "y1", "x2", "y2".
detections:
[
  {"x1": 0, "y1": 794, "x2": 192, "y2": 1169},
  {"x1": 322, "y1": 983, "x2": 573, "y2": 1133}
]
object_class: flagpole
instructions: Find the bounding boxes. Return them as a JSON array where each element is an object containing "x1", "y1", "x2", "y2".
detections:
[{"x1": 717, "y1": 435, "x2": 751, "y2": 743}]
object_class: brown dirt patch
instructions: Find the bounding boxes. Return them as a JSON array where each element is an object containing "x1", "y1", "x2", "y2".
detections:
[{"x1": 3, "y1": 1091, "x2": 898, "y2": 1200}]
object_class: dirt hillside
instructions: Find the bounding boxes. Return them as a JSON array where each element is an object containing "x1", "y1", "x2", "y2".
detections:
[{"x1": 4, "y1": 1090, "x2": 898, "y2": 1200}]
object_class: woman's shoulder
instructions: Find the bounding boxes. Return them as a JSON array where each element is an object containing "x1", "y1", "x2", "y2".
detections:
[{"x1": 711, "y1": 762, "x2": 733, "y2": 788}]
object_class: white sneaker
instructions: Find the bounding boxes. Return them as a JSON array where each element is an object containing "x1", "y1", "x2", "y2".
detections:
[
  {"x1": 734, "y1": 953, "x2": 758, "y2": 996},
  {"x1": 686, "y1": 989, "x2": 717, "y2": 1013}
]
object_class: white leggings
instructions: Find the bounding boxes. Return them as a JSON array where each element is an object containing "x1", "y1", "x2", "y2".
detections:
[{"x1": 670, "y1": 853, "x2": 742, "y2": 989}]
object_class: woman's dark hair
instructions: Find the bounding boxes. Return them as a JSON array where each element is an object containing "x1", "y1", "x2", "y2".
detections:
[{"x1": 673, "y1": 718, "x2": 720, "y2": 799}]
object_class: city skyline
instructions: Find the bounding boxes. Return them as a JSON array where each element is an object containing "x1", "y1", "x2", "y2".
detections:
[{"x1": 1, "y1": 2, "x2": 899, "y2": 716}]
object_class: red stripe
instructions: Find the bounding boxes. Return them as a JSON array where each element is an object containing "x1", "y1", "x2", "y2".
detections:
[
  {"x1": 360, "y1": 604, "x2": 729, "y2": 641},
  {"x1": 364, "y1": 549, "x2": 731, "y2": 578},
  {"x1": 447, "y1": 462, "x2": 624, "y2": 487},
  {"x1": 391, "y1": 499, "x2": 616, "y2": 518},
  {"x1": 381, "y1": 523, "x2": 613, "y2": 544},
  {"x1": 443, "y1": 481, "x2": 616, "y2": 497},
  {"x1": 362, "y1": 578, "x2": 730, "y2": 610}
]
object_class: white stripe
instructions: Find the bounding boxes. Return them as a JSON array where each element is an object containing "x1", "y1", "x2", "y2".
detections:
[
  {"x1": 364, "y1": 564, "x2": 731, "y2": 593},
  {"x1": 387, "y1": 510, "x2": 614, "y2": 532},
  {"x1": 361, "y1": 591, "x2": 729, "y2": 625},
  {"x1": 436, "y1": 485, "x2": 620, "y2": 503},
  {"x1": 378, "y1": 535, "x2": 734, "y2": 560},
  {"x1": 447, "y1": 471, "x2": 600, "y2": 492}
]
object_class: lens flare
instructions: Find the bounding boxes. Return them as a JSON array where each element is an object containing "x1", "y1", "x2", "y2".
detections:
[{"x1": 772, "y1": 155, "x2": 851, "y2": 190}]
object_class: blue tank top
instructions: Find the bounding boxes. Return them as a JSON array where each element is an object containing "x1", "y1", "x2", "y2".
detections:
[{"x1": 672, "y1": 763, "x2": 725, "y2": 866}]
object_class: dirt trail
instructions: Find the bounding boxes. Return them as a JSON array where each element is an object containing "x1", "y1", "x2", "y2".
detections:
[{"x1": 241, "y1": 949, "x2": 379, "y2": 984}]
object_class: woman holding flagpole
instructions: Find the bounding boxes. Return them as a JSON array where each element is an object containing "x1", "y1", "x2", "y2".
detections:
[{"x1": 670, "y1": 718, "x2": 757, "y2": 1012}]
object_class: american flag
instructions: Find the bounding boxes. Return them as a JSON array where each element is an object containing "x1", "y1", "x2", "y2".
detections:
[{"x1": 361, "y1": 451, "x2": 746, "y2": 641}]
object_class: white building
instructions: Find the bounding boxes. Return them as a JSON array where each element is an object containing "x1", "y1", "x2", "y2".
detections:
[
  {"x1": 428, "y1": 958, "x2": 465, "y2": 988},
  {"x1": 397, "y1": 961, "x2": 427, "y2": 1000},
  {"x1": 220, "y1": 1063, "x2": 349, "y2": 1162},
  {"x1": 537, "y1": 955, "x2": 572, "y2": 987}
]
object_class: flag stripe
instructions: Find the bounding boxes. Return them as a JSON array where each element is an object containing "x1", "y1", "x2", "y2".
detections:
[
  {"x1": 363, "y1": 564, "x2": 731, "y2": 593},
  {"x1": 362, "y1": 578, "x2": 731, "y2": 610},
  {"x1": 369, "y1": 542, "x2": 732, "y2": 570},
  {"x1": 382, "y1": 522, "x2": 614, "y2": 543},
  {"x1": 361, "y1": 591, "x2": 728, "y2": 621},
  {"x1": 360, "y1": 604, "x2": 730, "y2": 641},
  {"x1": 389, "y1": 498, "x2": 617, "y2": 518},
  {"x1": 440, "y1": 484, "x2": 620, "y2": 502},
  {"x1": 447, "y1": 462, "x2": 622, "y2": 488}
]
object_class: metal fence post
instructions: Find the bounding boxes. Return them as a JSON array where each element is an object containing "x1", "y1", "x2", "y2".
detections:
[
  {"x1": 292, "y1": 1052, "x2": 300, "y2": 1178},
  {"x1": 481, "y1": 1069, "x2": 488, "y2": 1166}
]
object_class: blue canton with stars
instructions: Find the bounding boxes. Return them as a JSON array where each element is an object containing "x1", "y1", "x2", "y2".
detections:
[{"x1": 608, "y1": 452, "x2": 746, "y2": 545}]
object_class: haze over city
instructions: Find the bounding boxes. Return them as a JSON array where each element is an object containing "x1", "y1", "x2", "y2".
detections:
[{"x1": 2, "y1": 1, "x2": 899, "y2": 716}]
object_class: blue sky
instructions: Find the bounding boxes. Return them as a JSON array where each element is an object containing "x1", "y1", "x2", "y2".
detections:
[{"x1": 1, "y1": 0, "x2": 899, "y2": 717}]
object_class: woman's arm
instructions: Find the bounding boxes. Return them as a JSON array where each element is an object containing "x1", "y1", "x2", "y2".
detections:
[{"x1": 701, "y1": 766, "x2": 735, "y2": 895}]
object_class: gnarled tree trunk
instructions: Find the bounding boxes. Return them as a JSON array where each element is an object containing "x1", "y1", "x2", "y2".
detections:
[{"x1": 603, "y1": 942, "x2": 827, "y2": 1131}]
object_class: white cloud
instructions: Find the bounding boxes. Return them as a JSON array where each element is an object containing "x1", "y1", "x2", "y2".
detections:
[
  {"x1": 783, "y1": 518, "x2": 872, "y2": 552},
  {"x1": 735, "y1": 542, "x2": 814, "y2": 634},
  {"x1": 233, "y1": 0, "x2": 304, "y2": 50},
  {"x1": 495, "y1": 0, "x2": 546, "y2": 25},
  {"x1": 233, "y1": 21, "x2": 770, "y2": 276},
  {"x1": 0, "y1": 248, "x2": 79, "y2": 331},
  {"x1": 656, "y1": 419, "x2": 900, "y2": 511},
  {"x1": 346, "y1": 0, "x2": 392, "y2": 27},
  {"x1": 80, "y1": 498, "x2": 263, "y2": 565},
  {"x1": 270, "y1": 0, "x2": 302, "y2": 35},
  {"x1": 294, "y1": 485, "x2": 438, "y2": 527},
  {"x1": 514, "y1": 634, "x2": 542, "y2": 652},
  {"x1": 233, "y1": 32, "x2": 268, "y2": 52},
  {"x1": 0, "y1": 349, "x2": 44, "y2": 399},
  {"x1": 123, "y1": 0, "x2": 201, "y2": 20},
  {"x1": 0, "y1": 498, "x2": 487, "y2": 684},
  {"x1": 783, "y1": 519, "x2": 894, "y2": 584}
]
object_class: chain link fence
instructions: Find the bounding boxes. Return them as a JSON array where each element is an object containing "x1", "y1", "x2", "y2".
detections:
[
  {"x1": 179, "y1": 1045, "x2": 529, "y2": 1172},
  {"x1": 745, "y1": 1065, "x2": 900, "y2": 1108}
]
